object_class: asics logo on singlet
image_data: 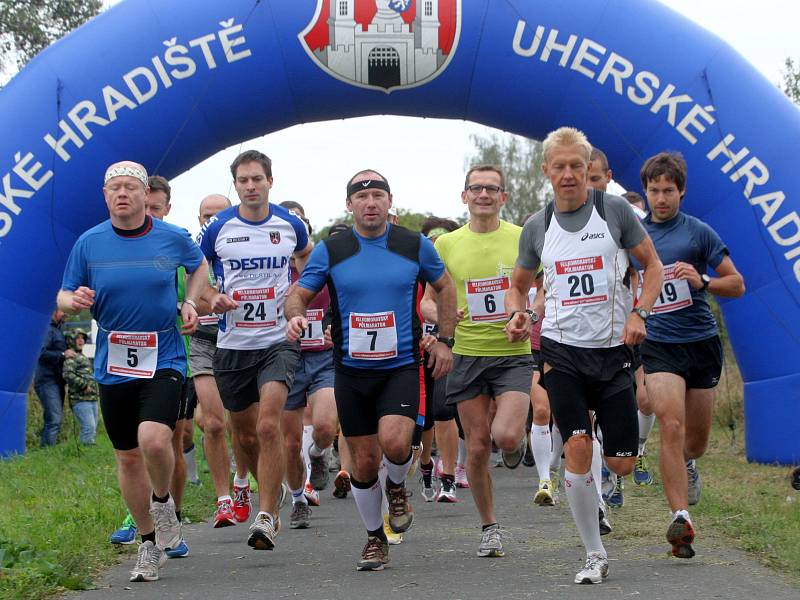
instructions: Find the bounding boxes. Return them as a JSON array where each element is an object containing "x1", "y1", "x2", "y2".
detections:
[
  {"x1": 228, "y1": 257, "x2": 288, "y2": 270},
  {"x1": 580, "y1": 232, "x2": 605, "y2": 241}
]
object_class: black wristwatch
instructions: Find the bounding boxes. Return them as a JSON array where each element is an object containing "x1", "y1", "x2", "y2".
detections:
[
  {"x1": 436, "y1": 335, "x2": 455, "y2": 348},
  {"x1": 508, "y1": 309, "x2": 539, "y2": 323},
  {"x1": 632, "y1": 307, "x2": 650, "y2": 321},
  {"x1": 701, "y1": 274, "x2": 711, "y2": 290}
]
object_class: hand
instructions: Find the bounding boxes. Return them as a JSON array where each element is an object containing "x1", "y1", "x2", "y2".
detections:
[
  {"x1": 180, "y1": 302, "x2": 199, "y2": 334},
  {"x1": 504, "y1": 311, "x2": 531, "y2": 342},
  {"x1": 621, "y1": 312, "x2": 646, "y2": 345},
  {"x1": 71, "y1": 286, "x2": 95, "y2": 311},
  {"x1": 63, "y1": 349, "x2": 77, "y2": 359},
  {"x1": 456, "y1": 308, "x2": 466, "y2": 321},
  {"x1": 287, "y1": 316, "x2": 308, "y2": 342},
  {"x1": 211, "y1": 292, "x2": 238, "y2": 314},
  {"x1": 323, "y1": 324, "x2": 333, "y2": 349},
  {"x1": 674, "y1": 261, "x2": 703, "y2": 290},
  {"x1": 419, "y1": 333, "x2": 437, "y2": 353},
  {"x1": 427, "y1": 342, "x2": 454, "y2": 379}
]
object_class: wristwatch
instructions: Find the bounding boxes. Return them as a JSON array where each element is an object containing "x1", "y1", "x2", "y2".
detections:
[
  {"x1": 701, "y1": 274, "x2": 711, "y2": 290},
  {"x1": 436, "y1": 335, "x2": 455, "y2": 348},
  {"x1": 508, "y1": 309, "x2": 539, "y2": 323},
  {"x1": 632, "y1": 307, "x2": 650, "y2": 321}
]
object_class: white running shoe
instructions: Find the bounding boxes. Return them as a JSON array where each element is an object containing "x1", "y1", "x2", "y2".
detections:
[
  {"x1": 574, "y1": 552, "x2": 609, "y2": 584},
  {"x1": 129, "y1": 540, "x2": 166, "y2": 582},
  {"x1": 455, "y1": 464, "x2": 470, "y2": 488},
  {"x1": 149, "y1": 495, "x2": 181, "y2": 550}
]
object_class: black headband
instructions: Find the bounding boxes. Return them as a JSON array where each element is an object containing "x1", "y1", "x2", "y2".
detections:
[{"x1": 347, "y1": 179, "x2": 391, "y2": 198}]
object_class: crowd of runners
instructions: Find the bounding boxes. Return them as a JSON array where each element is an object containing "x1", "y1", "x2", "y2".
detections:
[{"x1": 55, "y1": 125, "x2": 745, "y2": 585}]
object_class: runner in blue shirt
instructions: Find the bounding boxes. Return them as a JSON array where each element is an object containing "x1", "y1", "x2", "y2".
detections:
[{"x1": 285, "y1": 169, "x2": 457, "y2": 571}]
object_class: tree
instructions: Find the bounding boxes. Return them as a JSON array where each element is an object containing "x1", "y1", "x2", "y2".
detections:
[
  {"x1": 465, "y1": 133, "x2": 549, "y2": 226},
  {"x1": 0, "y1": 0, "x2": 102, "y2": 76},
  {"x1": 781, "y1": 57, "x2": 800, "y2": 105}
]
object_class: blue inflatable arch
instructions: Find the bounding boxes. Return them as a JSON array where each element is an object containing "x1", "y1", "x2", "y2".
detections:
[{"x1": 1, "y1": 0, "x2": 798, "y2": 463}]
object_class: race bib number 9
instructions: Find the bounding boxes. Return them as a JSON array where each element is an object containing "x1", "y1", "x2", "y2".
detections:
[
  {"x1": 300, "y1": 309, "x2": 325, "y2": 349},
  {"x1": 554, "y1": 257, "x2": 609, "y2": 306},
  {"x1": 650, "y1": 263, "x2": 693, "y2": 314},
  {"x1": 466, "y1": 276, "x2": 510, "y2": 322},
  {"x1": 348, "y1": 311, "x2": 398, "y2": 360},
  {"x1": 107, "y1": 332, "x2": 158, "y2": 378},
  {"x1": 231, "y1": 288, "x2": 277, "y2": 329}
]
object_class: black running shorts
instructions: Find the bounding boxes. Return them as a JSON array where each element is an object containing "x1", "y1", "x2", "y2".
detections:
[{"x1": 641, "y1": 335, "x2": 723, "y2": 389}]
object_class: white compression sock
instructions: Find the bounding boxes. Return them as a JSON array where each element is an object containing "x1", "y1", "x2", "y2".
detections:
[
  {"x1": 184, "y1": 444, "x2": 199, "y2": 483},
  {"x1": 382, "y1": 452, "x2": 413, "y2": 486},
  {"x1": 351, "y1": 476, "x2": 384, "y2": 532},
  {"x1": 550, "y1": 423, "x2": 563, "y2": 471},
  {"x1": 638, "y1": 411, "x2": 656, "y2": 454},
  {"x1": 565, "y1": 469, "x2": 606, "y2": 556},
  {"x1": 591, "y1": 437, "x2": 604, "y2": 502},
  {"x1": 457, "y1": 437, "x2": 467, "y2": 466},
  {"x1": 531, "y1": 424, "x2": 552, "y2": 482}
]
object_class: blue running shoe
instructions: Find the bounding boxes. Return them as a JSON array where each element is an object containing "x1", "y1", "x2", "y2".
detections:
[
  {"x1": 166, "y1": 538, "x2": 189, "y2": 558},
  {"x1": 633, "y1": 455, "x2": 654, "y2": 486},
  {"x1": 109, "y1": 513, "x2": 137, "y2": 545},
  {"x1": 607, "y1": 476, "x2": 624, "y2": 508}
]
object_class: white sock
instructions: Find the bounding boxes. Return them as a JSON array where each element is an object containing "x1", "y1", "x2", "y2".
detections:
[
  {"x1": 351, "y1": 477, "x2": 384, "y2": 532},
  {"x1": 591, "y1": 437, "x2": 603, "y2": 502},
  {"x1": 184, "y1": 445, "x2": 199, "y2": 482},
  {"x1": 457, "y1": 438, "x2": 467, "y2": 466},
  {"x1": 234, "y1": 475, "x2": 249, "y2": 488},
  {"x1": 217, "y1": 495, "x2": 232, "y2": 503},
  {"x1": 531, "y1": 425, "x2": 552, "y2": 482},
  {"x1": 291, "y1": 486, "x2": 308, "y2": 505},
  {"x1": 565, "y1": 470, "x2": 606, "y2": 556},
  {"x1": 638, "y1": 411, "x2": 655, "y2": 455},
  {"x1": 309, "y1": 441, "x2": 328, "y2": 458},
  {"x1": 302, "y1": 425, "x2": 313, "y2": 464},
  {"x1": 382, "y1": 452, "x2": 413, "y2": 486},
  {"x1": 550, "y1": 423, "x2": 563, "y2": 471},
  {"x1": 672, "y1": 508, "x2": 691, "y2": 522},
  {"x1": 378, "y1": 462, "x2": 389, "y2": 512}
]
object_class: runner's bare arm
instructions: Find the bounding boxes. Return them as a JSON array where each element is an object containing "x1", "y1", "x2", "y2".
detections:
[
  {"x1": 181, "y1": 259, "x2": 212, "y2": 334},
  {"x1": 624, "y1": 235, "x2": 663, "y2": 344},
  {"x1": 427, "y1": 270, "x2": 456, "y2": 379},
  {"x1": 292, "y1": 240, "x2": 314, "y2": 274},
  {"x1": 504, "y1": 265, "x2": 536, "y2": 342},
  {"x1": 285, "y1": 284, "x2": 317, "y2": 342},
  {"x1": 57, "y1": 287, "x2": 95, "y2": 314},
  {"x1": 674, "y1": 256, "x2": 745, "y2": 298},
  {"x1": 419, "y1": 282, "x2": 438, "y2": 324}
]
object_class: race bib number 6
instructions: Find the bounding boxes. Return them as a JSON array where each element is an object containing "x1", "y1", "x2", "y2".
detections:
[
  {"x1": 348, "y1": 311, "x2": 398, "y2": 360},
  {"x1": 107, "y1": 332, "x2": 158, "y2": 378},
  {"x1": 554, "y1": 256, "x2": 609, "y2": 306},
  {"x1": 466, "y1": 276, "x2": 510, "y2": 322},
  {"x1": 231, "y1": 288, "x2": 277, "y2": 329},
  {"x1": 300, "y1": 309, "x2": 325, "y2": 348}
]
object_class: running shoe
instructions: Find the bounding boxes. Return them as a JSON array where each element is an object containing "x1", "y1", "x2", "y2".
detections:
[
  {"x1": 278, "y1": 482, "x2": 289, "y2": 509},
  {"x1": 455, "y1": 464, "x2": 470, "y2": 489},
  {"x1": 476, "y1": 524, "x2": 504, "y2": 557},
  {"x1": 232, "y1": 483, "x2": 251, "y2": 523},
  {"x1": 436, "y1": 476, "x2": 457, "y2": 503},
  {"x1": 574, "y1": 552, "x2": 609, "y2": 584},
  {"x1": 289, "y1": 502, "x2": 311, "y2": 529},
  {"x1": 600, "y1": 466, "x2": 615, "y2": 501},
  {"x1": 607, "y1": 476, "x2": 624, "y2": 508},
  {"x1": 687, "y1": 460, "x2": 702, "y2": 505},
  {"x1": 357, "y1": 535, "x2": 390, "y2": 571},
  {"x1": 304, "y1": 482, "x2": 320, "y2": 506},
  {"x1": 383, "y1": 514, "x2": 403, "y2": 545},
  {"x1": 248, "y1": 512, "x2": 279, "y2": 550},
  {"x1": 150, "y1": 496, "x2": 181, "y2": 551},
  {"x1": 166, "y1": 538, "x2": 189, "y2": 558},
  {"x1": 386, "y1": 484, "x2": 414, "y2": 533},
  {"x1": 522, "y1": 438, "x2": 535, "y2": 467},
  {"x1": 501, "y1": 436, "x2": 527, "y2": 469},
  {"x1": 666, "y1": 514, "x2": 696, "y2": 559},
  {"x1": 308, "y1": 444, "x2": 330, "y2": 490},
  {"x1": 633, "y1": 455, "x2": 653, "y2": 486},
  {"x1": 533, "y1": 479, "x2": 555, "y2": 507},
  {"x1": 214, "y1": 499, "x2": 236, "y2": 528},
  {"x1": 598, "y1": 503, "x2": 612, "y2": 536},
  {"x1": 130, "y1": 540, "x2": 166, "y2": 582},
  {"x1": 420, "y1": 463, "x2": 436, "y2": 502},
  {"x1": 110, "y1": 513, "x2": 138, "y2": 545},
  {"x1": 333, "y1": 470, "x2": 351, "y2": 499}
]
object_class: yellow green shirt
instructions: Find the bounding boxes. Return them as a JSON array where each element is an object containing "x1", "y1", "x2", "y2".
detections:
[{"x1": 435, "y1": 221, "x2": 529, "y2": 356}]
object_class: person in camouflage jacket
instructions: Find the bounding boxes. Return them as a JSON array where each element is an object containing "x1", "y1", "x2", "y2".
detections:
[{"x1": 63, "y1": 329, "x2": 98, "y2": 444}]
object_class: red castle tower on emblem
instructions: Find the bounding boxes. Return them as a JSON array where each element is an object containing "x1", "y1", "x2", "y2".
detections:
[{"x1": 299, "y1": 0, "x2": 461, "y2": 93}]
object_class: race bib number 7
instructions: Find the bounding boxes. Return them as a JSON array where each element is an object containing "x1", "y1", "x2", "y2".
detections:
[
  {"x1": 466, "y1": 276, "x2": 509, "y2": 322},
  {"x1": 554, "y1": 256, "x2": 609, "y2": 306},
  {"x1": 231, "y1": 288, "x2": 277, "y2": 329},
  {"x1": 107, "y1": 332, "x2": 158, "y2": 378},
  {"x1": 348, "y1": 311, "x2": 398, "y2": 360}
]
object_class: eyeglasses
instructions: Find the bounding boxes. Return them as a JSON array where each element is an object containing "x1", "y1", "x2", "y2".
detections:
[{"x1": 465, "y1": 184, "x2": 504, "y2": 195}]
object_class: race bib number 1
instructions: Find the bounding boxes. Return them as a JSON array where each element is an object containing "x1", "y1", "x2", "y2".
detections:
[
  {"x1": 231, "y1": 288, "x2": 277, "y2": 329},
  {"x1": 300, "y1": 309, "x2": 325, "y2": 349},
  {"x1": 107, "y1": 332, "x2": 158, "y2": 378},
  {"x1": 348, "y1": 311, "x2": 398, "y2": 360},
  {"x1": 554, "y1": 257, "x2": 609, "y2": 306},
  {"x1": 466, "y1": 276, "x2": 509, "y2": 322}
]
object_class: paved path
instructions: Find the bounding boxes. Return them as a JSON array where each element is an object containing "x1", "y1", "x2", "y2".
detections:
[{"x1": 69, "y1": 466, "x2": 798, "y2": 600}]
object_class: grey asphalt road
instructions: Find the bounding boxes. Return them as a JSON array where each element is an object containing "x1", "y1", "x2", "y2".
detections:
[{"x1": 67, "y1": 465, "x2": 799, "y2": 600}]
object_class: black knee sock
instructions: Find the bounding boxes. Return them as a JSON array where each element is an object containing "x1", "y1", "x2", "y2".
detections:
[{"x1": 141, "y1": 530, "x2": 156, "y2": 544}]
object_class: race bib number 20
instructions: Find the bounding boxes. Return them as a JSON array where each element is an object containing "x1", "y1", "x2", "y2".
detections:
[
  {"x1": 348, "y1": 311, "x2": 398, "y2": 360},
  {"x1": 554, "y1": 256, "x2": 609, "y2": 307},
  {"x1": 107, "y1": 332, "x2": 158, "y2": 379}
]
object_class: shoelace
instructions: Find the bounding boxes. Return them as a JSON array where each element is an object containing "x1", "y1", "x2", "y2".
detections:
[
  {"x1": 387, "y1": 486, "x2": 410, "y2": 516},
  {"x1": 235, "y1": 487, "x2": 250, "y2": 504},
  {"x1": 152, "y1": 504, "x2": 178, "y2": 533},
  {"x1": 362, "y1": 536, "x2": 385, "y2": 560},
  {"x1": 584, "y1": 553, "x2": 606, "y2": 574},
  {"x1": 481, "y1": 526, "x2": 502, "y2": 548}
]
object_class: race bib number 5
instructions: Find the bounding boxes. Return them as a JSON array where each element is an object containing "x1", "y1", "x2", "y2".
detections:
[
  {"x1": 554, "y1": 256, "x2": 609, "y2": 306},
  {"x1": 466, "y1": 276, "x2": 509, "y2": 322},
  {"x1": 348, "y1": 311, "x2": 398, "y2": 360},
  {"x1": 107, "y1": 332, "x2": 158, "y2": 378},
  {"x1": 231, "y1": 288, "x2": 277, "y2": 329},
  {"x1": 300, "y1": 309, "x2": 325, "y2": 349}
]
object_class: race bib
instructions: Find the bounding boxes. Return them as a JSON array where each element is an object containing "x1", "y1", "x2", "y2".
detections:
[
  {"x1": 198, "y1": 314, "x2": 219, "y2": 326},
  {"x1": 300, "y1": 309, "x2": 325, "y2": 349},
  {"x1": 554, "y1": 256, "x2": 609, "y2": 307},
  {"x1": 107, "y1": 331, "x2": 158, "y2": 378},
  {"x1": 348, "y1": 311, "x2": 398, "y2": 360},
  {"x1": 647, "y1": 263, "x2": 693, "y2": 314},
  {"x1": 422, "y1": 321, "x2": 437, "y2": 336},
  {"x1": 230, "y1": 288, "x2": 277, "y2": 329},
  {"x1": 527, "y1": 286, "x2": 538, "y2": 309},
  {"x1": 466, "y1": 276, "x2": 509, "y2": 322}
]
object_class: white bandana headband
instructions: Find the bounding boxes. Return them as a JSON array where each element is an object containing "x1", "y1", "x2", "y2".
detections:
[{"x1": 104, "y1": 165, "x2": 148, "y2": 187}]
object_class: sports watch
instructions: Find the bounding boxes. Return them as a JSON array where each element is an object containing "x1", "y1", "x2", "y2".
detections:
[
  {"x1": 632, "y1": 307, "x2": 650, "y2": 321},
  {"x1": 436, "y1": 335, "x2": 455, "y2": 348},
  {"x1": 701, "y1": 274, "x2": 711, "y2": 290}
]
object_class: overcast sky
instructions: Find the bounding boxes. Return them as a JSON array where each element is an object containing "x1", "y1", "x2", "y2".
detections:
[{"x1": 107, "y1": 1, "x2": 800, "y2": 235}]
